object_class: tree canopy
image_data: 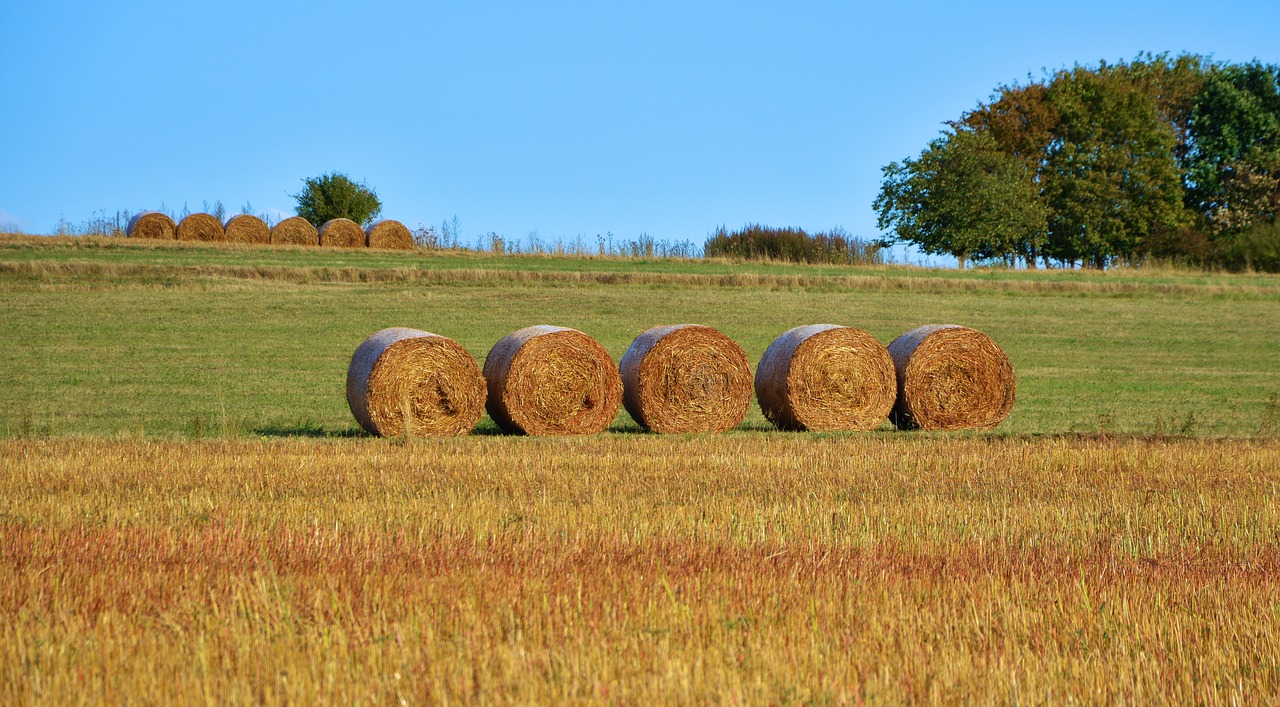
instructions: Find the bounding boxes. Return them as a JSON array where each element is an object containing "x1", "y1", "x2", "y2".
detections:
[
  {"x1": 877, "y1": 54, "x2": 1280, "y2": 270},
  {"x1": 291, "y1": 172, "x2": 383, "y2": 228}
]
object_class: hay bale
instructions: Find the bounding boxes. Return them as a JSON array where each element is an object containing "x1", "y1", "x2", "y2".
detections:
[
  {"x1": 366, "y1": 220, "x2": 414, "y2": 250},
  {"x1": 176, "y1": 213, "x2": 225, "y2": 242},
  {"x1": 271, "y1": 217, "x2": 319, "y2": 246},
  {"x1": 319, "y1": 218, "x2": 366, "y2": 248},
  {"x1": 483, "y1": 326, "x2": 622, "y2": 435},
  {"x1": 223, "y1": 214, "x2": 270, "y2": 245},
  {"x1": 620, "y1": 324, "x2": 752, "y2": 434},
  {"x1": 346, "y1": 328, "x2": 486, "y2": 437},
  {"x1": 755, "y1": 324, "x2": 896, "y2": 432},
  {"x1": 887, "y1": 324, "x2": 1016, "y2": 431},
  {"x1": 126, "y1": 211, "x2": 176, "y2": 240}
]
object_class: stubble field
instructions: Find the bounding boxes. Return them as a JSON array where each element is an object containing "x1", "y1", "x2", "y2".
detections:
[{"x1": 1, "y1": 234, "x2": 1279, "y2": 703}]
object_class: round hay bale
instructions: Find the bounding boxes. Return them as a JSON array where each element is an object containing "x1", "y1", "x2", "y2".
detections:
[
  {"x1": 755, "y1": 324, "x2": 896, "y2": 432},
  {"x1": 176, "y1": 213, "x2": 225, "y2": 242},
  {"x1": 483, "y1": 325, "x2": 622, "y2": 435},
  {"x1": 271, "y1": 217, "x2": 319, "y2": 246},
  {"x1": 887, "y1": 324, "x2": 1016, "y2": 431},
  {"x1": 319, "y1": 218, "x2": 366, "y2": 248},
  {"x1": 346, "y1": 328, "x2": 486, "y2": 437},
  {"x1": 620, "y1": 324, "x2": 752, "y2": 434},
  {"x1": 223, "y1": 214, "x2": 270, "y2": 245},
  {"x1": 126, "y1": 211, "x2": 176, "y2": 240},
  {"x1": 366, "y1": 219, "x2": 414, "y2": 250}
]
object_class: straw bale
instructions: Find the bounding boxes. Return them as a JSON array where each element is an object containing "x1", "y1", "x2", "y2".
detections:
[
  {"x1": 620, "y1": 324, "x2": 752, "y2": 433},
  {"x1": 223, "y1": 214, "x2": 270, "y2": 245},
  {"x1": 483, "y1": 325, "x2": 622, "y2": 435},
  {"x1": 176, "y1": 213, "x2": 225, "y2": 242},
  {"x1": 126, "y1": 211, "x2": 176, "y2": 240},
  {"x1": 346, "y1": 327, "x2": 486, "y2": 437},
  {"x1": 755, "y1": 324, "x2": 896, "y2": 431},
  {"x1": 887, "y1": 324, "x2": 1016, "y2": 431},
  {"x1": 271, "y1": 217, "x2": 319, "y2": 246},
  {"x1": 366, "y1": 220, "x2": 414, "y2": 250},
  {"x1": 319, "y1": 218, "x2": 366, "y2": 248}
]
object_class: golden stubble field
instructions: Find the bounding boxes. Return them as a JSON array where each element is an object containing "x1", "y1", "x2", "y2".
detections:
[{"x1": 3, "y1": 434, "x2": 1278, "y2": 704}]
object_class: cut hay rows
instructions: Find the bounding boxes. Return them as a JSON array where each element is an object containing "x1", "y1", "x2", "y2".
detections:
[
  {"x1": 620, "y1": 324, "x2": 752, "y2": 434},
  {"x1": 319, "y1": 218, "x2": 366, "y2": 248},
  {"x1": 271, "y1": 217, "x2": 319, "y2": 246},
  {"x1": 175, "y1": 213, "x2": 225, "y2": 242},
  {"x1": 888, "y1": 324, "x2": 1016, "y2": 431},
  {"x1": 223, "y1": 214, "x2": 270, "y2": 245},
  {"x1": 346, "y1": 328, "x2": 486, "y2": 437},
  {"x1": 755, "y1": 324, "x2": 896, "y2": 431},
  {"x1": 366, "y1": 220, "x2": 414, "y2": 250},
  {"x1": 125, "y1": 212, "x2": 176, "y2": 240},
  {"x1": 483, "y1": 325, "x2": 622, "y2": 435}
]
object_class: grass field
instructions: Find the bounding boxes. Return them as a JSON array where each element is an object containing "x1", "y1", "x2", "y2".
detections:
[{"x1": 2, "y1": 234, "x2": 1279, "y2": 703}]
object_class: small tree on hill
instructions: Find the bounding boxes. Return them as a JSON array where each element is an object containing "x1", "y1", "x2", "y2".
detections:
[{"x1": 292, "y1": 172, "x2": 383, "y2": 227}]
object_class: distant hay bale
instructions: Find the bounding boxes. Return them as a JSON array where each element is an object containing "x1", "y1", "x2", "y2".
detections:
[
  {"x1": 346, "y1": 328, "x2": 486, "y2": 437},
  {"x1": 366, "y1": 220, "x2": 414, "y2": 250},
  {"x1": 176, "y1": 213, "x2": 225, "y2": 242},
  {"x1": 319, "y1": 218, "x2": 366, "y2": 248},
  {"x1": 271, "y1": 217, "x2": 319, "y2": 246},
  {"x1": 223, "y1": 214, "x2": 270, "y2": 245},
  {"x1": 126, "y1": 211, "x2": 176, "y2": 240},
  {"x1": 887, "y1": 324, "x2": 1016, "y2": 431},
  {"x1": 483, "y1": 326, "x2": 622, "y2": 435},
  {"x1": 755, "y1": 324, "x2": 896, "y2": 432},
  {"x1": 620, "y1": 324, "x2": 752, "y2": 433}
]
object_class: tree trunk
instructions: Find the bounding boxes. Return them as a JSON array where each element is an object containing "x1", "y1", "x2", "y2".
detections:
[{"x1": 957, "y1": 252, "x2": 967, "y2": 270}]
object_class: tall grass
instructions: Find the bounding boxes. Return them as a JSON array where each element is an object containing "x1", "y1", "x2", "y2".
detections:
[{"x1": 2, "y1": 435, "x2": 1277, "y2": 703}]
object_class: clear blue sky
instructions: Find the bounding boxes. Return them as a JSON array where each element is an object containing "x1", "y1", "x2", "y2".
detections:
[{"x1": 3, "y1": 1, "x2": 1278, "y2": 257}]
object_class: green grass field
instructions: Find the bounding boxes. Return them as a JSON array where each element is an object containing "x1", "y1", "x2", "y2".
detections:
[
  {"x1": 2, "y1": 234, "x2": 1280, "y2": 703},
  {"x1": 2, "y1": 234, "x2": 1277, "y2": 438}
]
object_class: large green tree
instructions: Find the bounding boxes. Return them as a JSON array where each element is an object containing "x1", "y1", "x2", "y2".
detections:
[
  {"x1": 1041, "y1": 65, "x2": 1187, "y2": 267},
  {"x1": 874, "y1": 129, "x2": 1048, "y2": 269},
  {"x1": 291, "y1": 172, "x2": 383, "y2": 227}
]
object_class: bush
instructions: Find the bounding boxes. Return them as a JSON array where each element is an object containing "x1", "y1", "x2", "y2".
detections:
[
  {"x1": 1209, "y1": 222, "x2": 1280, "y2": 272},
  {"x1": 703, "y1": 224, "x2": 883, "y2": 265},
  {"x1": 291, "y1": 172, "x2": 382, "y2": 227}
]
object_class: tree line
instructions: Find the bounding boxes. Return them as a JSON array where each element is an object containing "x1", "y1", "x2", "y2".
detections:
[{"x1": 875, "y1": 53, "x2": 1280, "y2": 271}]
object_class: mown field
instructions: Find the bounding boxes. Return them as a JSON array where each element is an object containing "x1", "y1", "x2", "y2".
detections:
[{"x1": 2, "y1": 234, "x2": 1279, "y2": 703}]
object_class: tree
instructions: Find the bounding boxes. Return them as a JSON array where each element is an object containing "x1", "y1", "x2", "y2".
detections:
[
  {"x1": 1041, "y1": 65, "x2": 1187, "y2": 267},
  {"x1": 875, "y1": 129, "x2": 1048, "y2": 269},
  {"x1": 291, "y1": 172, "x2": 383, "y2": 227}
]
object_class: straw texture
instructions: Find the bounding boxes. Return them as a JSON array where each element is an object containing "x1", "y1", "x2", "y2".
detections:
[
  {"x1": 346, "y1": 328, "x2": 486, "y2": 437},
  {"x1": 223, "y1": 214, "x2": 270, "y2": 245},
  {"x1": 755, "y1": 324, "x2": 896, "y2": 431},
  {"x1": 887, "y1": 324, "x2": 1016, "y2": 431},
  {"x1": 319, "y1": 218, "x2": 366, "y2": 248},
  {"x1": 620, "y1": 324, "x2": 752, "y2": 434},
  {"x1": 176, "y1": 213, "x2": 224, "y2": 242},
  {"x1": 271, "y1": 217, "x2": 319, "y2": 246},
  {"x1": 483, "y1": 325, "x2": 622, "y2": 435},
  {"x1": 126, "y1": 212, "x2": 176, "y2": 240},
  {"x1": 366, "y1": 220, "x2": 414, "y2": 250}
]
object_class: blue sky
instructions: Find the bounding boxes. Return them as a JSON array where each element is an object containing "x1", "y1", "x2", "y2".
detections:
[{"x1": 2, "y1": 1, "x2": 1278, "y2": 259}]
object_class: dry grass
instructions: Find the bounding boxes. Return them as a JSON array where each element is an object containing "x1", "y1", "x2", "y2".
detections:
[{"x1": 1, "y1": 435, "x2": 1277, "y2": 703}]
